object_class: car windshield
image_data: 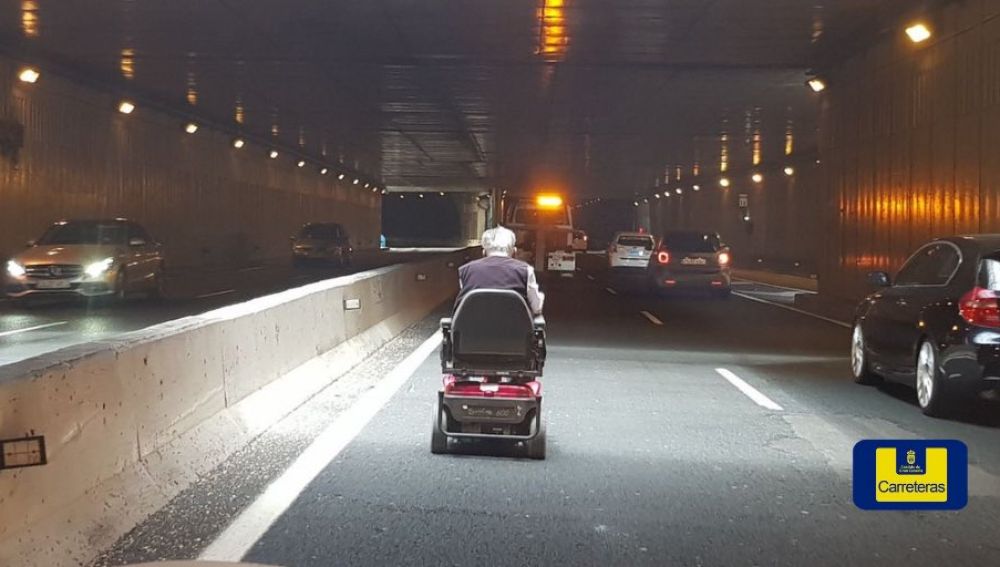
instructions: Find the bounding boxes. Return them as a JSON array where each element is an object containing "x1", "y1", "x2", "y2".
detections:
[
  {"x1": 299, "y1": 225, "x2": 337, "y2": 239},
  {"x1": 661, "y1": 233, "x2": 720, "y2": 252},
  {"x1": 618, "y1": 236, "x2": 654, "y2": 249},
  {"x1": 37, "y1": 222, "x2": 128, "y2": 245}
]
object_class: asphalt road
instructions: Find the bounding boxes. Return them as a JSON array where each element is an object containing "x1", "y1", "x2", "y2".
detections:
[
  {"x1": 98, "y1": 268, "x2": 1000, "y2": 567},
  {"x1": 0, "y1": 249, "x2": 460, "y2": 368}
]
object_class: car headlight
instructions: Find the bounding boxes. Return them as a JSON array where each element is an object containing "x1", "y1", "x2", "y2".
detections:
[
  {"x1": 6, "y1": 260, "x2": 26, "y2": 278},
  {"x1": 84, "y1": 257, "x2": 115, "y2": 278}
]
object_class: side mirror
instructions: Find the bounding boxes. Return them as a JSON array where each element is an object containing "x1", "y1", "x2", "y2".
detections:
[
  {"x1": 868, "y1": 271, "x2": 891, "y2": 287},
  {"x1": 128, "y1": 237, "x2": 146, "y2": 247}
]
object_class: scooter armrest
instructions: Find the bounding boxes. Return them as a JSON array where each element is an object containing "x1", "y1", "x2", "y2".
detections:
[
  {"x1": 532, "y1": 315, "x2": 546, "y2": 331},
  {"x1": 440, "y1": 318, "x2": 452, "y2": 332}
]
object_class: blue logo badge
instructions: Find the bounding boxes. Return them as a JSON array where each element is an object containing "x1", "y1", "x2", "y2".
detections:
[{"x1": 853, "y1": 439, "x2": 967, "y2": 510}]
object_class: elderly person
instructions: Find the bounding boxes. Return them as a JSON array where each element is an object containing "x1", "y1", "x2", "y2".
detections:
[{"x1": 456, "y1": 226, "x2": 545, "y2": 315}]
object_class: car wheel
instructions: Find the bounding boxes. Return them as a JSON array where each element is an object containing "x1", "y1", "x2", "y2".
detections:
[
  {"x1": 526, "y1": 420, "x2": 546, "y2": 460},
  {"x1": 149, "y1": 267, "x2": 166, "y2": 301},
  {"x1": 430, "y1": 400, "x2": 449, "y2": 454},
  {"x1": 916, "y1": 339, "x2": 954, "y2": 417},
  {"x1": 113, "y1": 269, "x2": 128, "y2": 303},
  {"x1": 850, "y1": 323, "x2": 880, "y2": 385}
]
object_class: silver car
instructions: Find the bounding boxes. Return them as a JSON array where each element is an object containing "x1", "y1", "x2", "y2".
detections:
[{"x1": 4, "y1": 219, "x2": 165, "y2": 304}]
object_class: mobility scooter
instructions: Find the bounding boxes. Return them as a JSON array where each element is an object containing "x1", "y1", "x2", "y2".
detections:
[{"x1": 432, "y1": 289, "x2": 547, "y2": 459}]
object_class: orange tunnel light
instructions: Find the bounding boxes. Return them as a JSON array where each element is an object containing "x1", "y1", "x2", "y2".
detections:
[{"x1": 536, "y1": 194, "x2": 564, "y2": 208}]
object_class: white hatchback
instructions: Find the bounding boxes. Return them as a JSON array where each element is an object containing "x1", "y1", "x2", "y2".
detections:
[{"x1": 608, "y1": 232, "x2": 655, "y2": 271}]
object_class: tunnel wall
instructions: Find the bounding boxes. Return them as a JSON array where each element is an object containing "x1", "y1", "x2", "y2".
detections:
[
  {"x1": 819, "y1": 2, "x2": 1000, "y2": 301},
  {"x1": 0, "y1": 55, "x2": 380, "y2": 269}
]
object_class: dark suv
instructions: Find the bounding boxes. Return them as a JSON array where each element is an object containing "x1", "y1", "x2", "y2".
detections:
[
  {"x1": 647, "y1": 230, "x2": 732, "y2": 297},
  {"x1": 291, "y1": 223, "x2": 352, "y2": 267}
]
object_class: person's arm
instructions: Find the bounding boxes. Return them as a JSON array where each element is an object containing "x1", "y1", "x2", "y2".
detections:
[{"x1": 525, "y1": 265, "x2": 545, "y2": 314}]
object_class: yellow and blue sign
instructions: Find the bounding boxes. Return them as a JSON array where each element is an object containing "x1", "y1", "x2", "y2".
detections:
[{"x1": 853, "y1": 439, "x2": 967, "y2": 510}]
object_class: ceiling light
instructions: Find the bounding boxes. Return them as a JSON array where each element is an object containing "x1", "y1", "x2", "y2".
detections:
[
  {"x1": 675, "y1": 188, "x2": 683, "y2": 195},
  {"x1": 297, "y1": 160, "x2": 306, "y2": 168},
  {"x1": 338, "y1": 173, "x2": 345, "y2": 180},
  {"x1": 233, "y1": 138, "x2": 245, "y2": 149},
  {"x1": 18, "y1": 67, "x2": 40, "y2": 84},
  {"x1": 184, "y1": 123, "x2": 199, "y2": 134},
  {"x1": 719, "y1": 177, "x2": 731, "y2": 188},
  {"x1": 269, "y1": 150, "x2": 279, "y2": 159},
  {"x1": 118, "y1": 100, "x2": 135, "y2": 114},
  {"x1": 752, "y1": 172, "x2": 763, "y2": 183},
  {"x1": 372, "y1": 186, "x2": 378, "y2": 193},
  {"x1": 320, "y1": 168, "x2": 329, "y2": 175},
  {"x1": 381, "y1": 189, "x2": 387, "y2": 195},
  {"x1": 807, "y1": 78, "x2": 826, "y2": 93},
  {"x1": 633, "y1": 201, "x2": 639, "y2": 207},
  {"x1": 654, "y1": 193, "x2": 661, "y2": 199},
  {"x1": 364, "y1": 183, "x2": 370, "y2": 188},
  {"x1": 419, "y1": 193, "x2": 425, "y2": 198},
  {"x1": 439, "y1": 192, "x2": 445, "y2": 196},
  {"x1": 693, "y1": 185, "x2": 701, "y2": 191},
  {"x1": 784, "y1": 166, "x2": 795, "y2": 176},
  {"x1": 353, "y1": 178, "x2": 360, "y2": 185},
  {"x1": 906, "y1": 23, "x2": 932, "y2": 43}
]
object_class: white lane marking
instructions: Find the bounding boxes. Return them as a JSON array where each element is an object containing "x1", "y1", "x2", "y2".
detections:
[
  {"x1": 605, "y1": 287, "x2": 618, "y2": 296},
  {"x1": 586, "y1": 274, "x2": 595, "y2": 281},
  {"x1": 732, "y1": 277, "x2": 816, "y2": 294},
  {"x1": 238, "y1": 266, "x2": 265, "y2": 273},
  {"x1": 733, "y1": 291, "x2": 851, "y2": 329},
  {"x1": 0, "y1": 321, "x2": 68, "y2": 338},
  {"x1": 199, "y1": 331, "x2": 443, "y2": 561},
  {"x1": 196, "y1": 289, "x2": 237, "y2": 299},
  {"x1": 639, "y1": 310, "x2": 664, "y2": 326},
  {"x1": 715, "y1": 368, "x2": 783, "y2": 411}
]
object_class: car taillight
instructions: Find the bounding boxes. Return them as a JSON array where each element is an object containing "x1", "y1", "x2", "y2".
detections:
[
  {"x1": 718, "y1": 251, "x2": 731, "y2": 266},
  {"x1": 657, "y1": 251, "x2": 670, "y2": 264},
  {"x1": 959, "y1": 287, "x2": 1000, "y2": 328}
]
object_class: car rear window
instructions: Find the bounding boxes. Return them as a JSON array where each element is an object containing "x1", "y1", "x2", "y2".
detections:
[
  {"x1": 617, "y1": 236, "x2": 654, "y2": 249},
  {"x1": 300, "y1": 225, "x2": 337, "y2": 239},
  {"x1": 661, "y1": 233, "x2": 720, "y2": 253},
  {"x1": 977, "y1": 255, "x2": 1000, "y2": 290}
]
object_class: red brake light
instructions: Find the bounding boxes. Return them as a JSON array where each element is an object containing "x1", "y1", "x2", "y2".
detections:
[
  {"x1": 960, "y1": 287, "x2": 1000, "y2": 328},
  {"x1": 718, "y1": 251, "x2": 731, "y2": 266},
  {"x1": 657, "y1": 251, "x2": 670, "y2": 264}
]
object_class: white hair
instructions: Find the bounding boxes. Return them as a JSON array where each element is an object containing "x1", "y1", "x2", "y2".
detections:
[{"x1": 481, "y1": 226, "x2": 516, "y2": 256}]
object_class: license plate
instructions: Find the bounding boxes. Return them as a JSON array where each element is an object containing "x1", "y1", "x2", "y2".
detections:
[
  {"x1": 627, "y1": 248, "x2": 645, "y2": 257},
  {"x1": 680, "y1": 257, "x2": 707, "y2": 265},
  {"x1": 35, "y1": 280, "x2": 71, "y2": 289},
  {"x1": 466, "y1": 406, "x2": 515, "y2": 418}
]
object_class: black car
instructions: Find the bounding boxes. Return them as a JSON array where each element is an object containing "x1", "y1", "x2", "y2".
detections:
[
  {"x1": 647, "y1": 230, "x2": 732, "y2": 297},
  {"x1": 291, "y1": 223, "x2": 352, "y2": 267},
  {"x1": 852, "y1": 235, "x2": 1000, "y2": 416}
]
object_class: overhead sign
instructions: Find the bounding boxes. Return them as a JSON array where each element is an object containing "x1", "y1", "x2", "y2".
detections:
[{"x1": 738, "y1": 193, "x2": 749, "y2": 208}]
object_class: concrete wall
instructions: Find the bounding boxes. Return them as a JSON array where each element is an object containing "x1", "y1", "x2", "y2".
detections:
[
  {"x1": 0, "y1": 55, "x2": 381, "y2": 269},
  {"x1": 0, "y1": 250, "x2": 469, "y2": 566},
  {"x1": 820, "y1": 2, "x2": 1000, "y2": 300}
]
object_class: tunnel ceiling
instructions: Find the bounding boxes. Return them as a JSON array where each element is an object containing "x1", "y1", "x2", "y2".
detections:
[{"x1": 0, "y1": 0, "x2": 907, "y2": 197}]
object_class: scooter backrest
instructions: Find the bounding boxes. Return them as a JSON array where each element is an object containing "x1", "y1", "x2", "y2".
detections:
[{"x1": 451, "y1": 289, "x2": 533, "y2": 359}]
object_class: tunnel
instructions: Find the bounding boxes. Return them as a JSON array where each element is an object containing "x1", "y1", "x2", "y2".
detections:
[{"x1": 2, "y1": 2, "x2": 1000, "y2": 566}]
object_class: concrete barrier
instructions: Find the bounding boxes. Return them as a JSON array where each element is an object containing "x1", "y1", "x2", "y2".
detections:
[{"x1": 0, "y1": 249, "x2": 473, "y2": 567}]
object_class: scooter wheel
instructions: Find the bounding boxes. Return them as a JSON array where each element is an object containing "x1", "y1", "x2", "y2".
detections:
[
  {"x1": 526, "y1": 421, "x2": 546, "y2": 460},
  {"x1": 431, "y1": 400, "x2": 449, "y2": 454}
]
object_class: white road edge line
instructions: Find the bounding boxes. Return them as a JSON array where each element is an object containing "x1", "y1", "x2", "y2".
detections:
[
  {"x1": 639, "y1": 310, "x2": 664, "y2": 326},
  {"x1": 196, "y1": 289, "x2": 237, "y2": 299},
  {"x1": 0, "y1": 321, "x2": 68, "y2": 338},
  {"x1": 199, "y1": 330, "x2": 443, "y2": 562},
  {"x1": 586, "y1": 274, "x2": 595, "y2": 281},
  {"x1": 715, "y1": 368, "x2": 784, "y2": 411},
  {"x1": 605, "y1": 287, "x2": 618, "y2": 296},
  {"x1": 732, "y1": 291, "x2": 851, "y2": 329}
]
